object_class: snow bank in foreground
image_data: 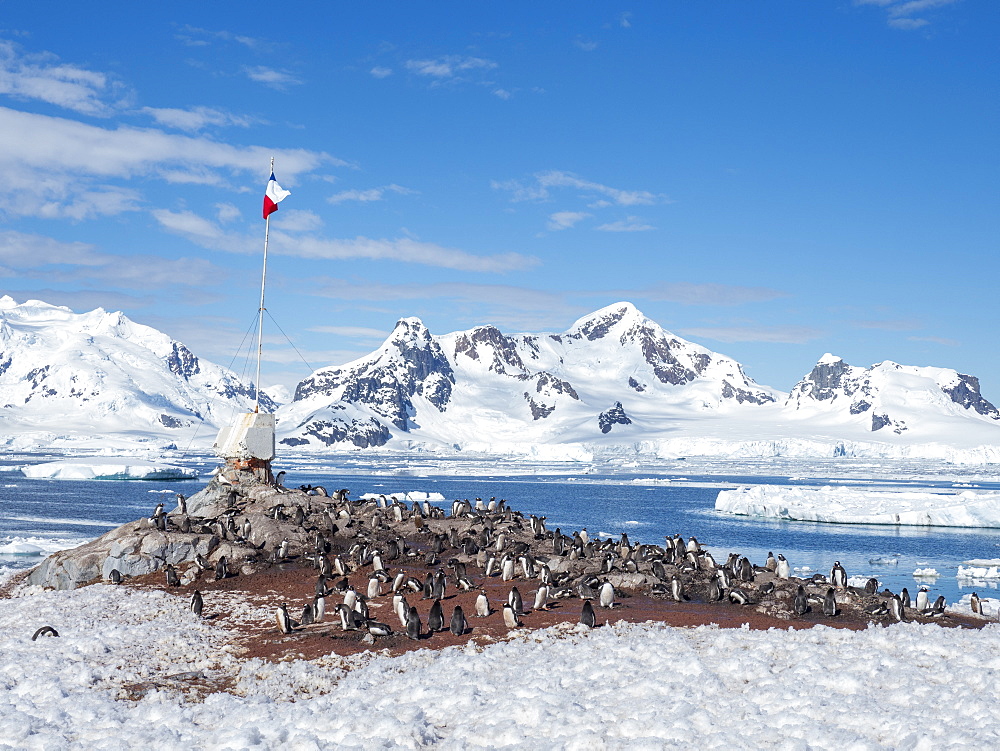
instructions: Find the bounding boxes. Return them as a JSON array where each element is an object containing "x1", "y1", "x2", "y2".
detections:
[
  {"x1": 715, "y1": 484, "x2": 1000, "y2": 527},
  {"x1": 20, "y1": 459, "x2": 198, "y2": 481},
  {"x1": 2, "y1": 585, "x2": 1000, "y2": 748}
]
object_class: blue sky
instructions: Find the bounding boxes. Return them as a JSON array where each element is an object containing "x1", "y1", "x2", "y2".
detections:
[{"x1": 0, "y1": 1, "x2": 995, "y2": 397}]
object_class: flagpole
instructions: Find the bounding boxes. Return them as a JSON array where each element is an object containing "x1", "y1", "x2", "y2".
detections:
[{"x1": 254, "y1": 156, "x2": 274, "y2": 413}]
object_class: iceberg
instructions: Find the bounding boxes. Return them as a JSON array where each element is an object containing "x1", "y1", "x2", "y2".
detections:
[
  {"x1": 715, "y1": 485, "x2": 1000, "y2": 528},
  {"x1": 20, "y1": 459, "x2": 199, "y2": 481}
]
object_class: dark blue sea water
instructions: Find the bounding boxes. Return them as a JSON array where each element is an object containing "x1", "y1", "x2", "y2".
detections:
[{"x1": 3, "y1": 458, "x2": 999, "y2": 606}]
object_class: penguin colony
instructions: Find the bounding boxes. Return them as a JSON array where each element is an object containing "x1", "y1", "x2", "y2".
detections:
[{"x1": 108, "y1": 481, "x2": 982, "y2": 655}]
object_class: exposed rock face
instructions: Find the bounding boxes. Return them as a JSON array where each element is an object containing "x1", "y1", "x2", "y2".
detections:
[
  {"x1": 943, "y1": 374, "x2": 1000, "y2": 419},
  {"x1": 293, "y1": 318, "x2": 455, "y2": 434},
  {"x1": 598, "y1": 402, "x2": 632, "y2": 433},
  {"x1": 786, "y1": 354, "x2": 997, "y2": 433}
]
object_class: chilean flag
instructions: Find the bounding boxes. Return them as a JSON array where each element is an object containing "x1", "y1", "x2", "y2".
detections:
[{"x1": 262, "y1": 172, "x2": 291, "y2": 219}]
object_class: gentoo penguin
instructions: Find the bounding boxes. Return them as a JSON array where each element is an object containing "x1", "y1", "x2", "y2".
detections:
[
  {"x1": 793, "y1": 585, "x2": 809, "y2": 615},
  {"x1": 367, "y1": 621, "x2": 393, "y2": 638},
  {"x1": 164, "y1": 564, "x2": 180, "y2": 588},
  {"x1": 343, "y1": 588, "x2": 357, "y2": 612},
  {"x1": 822, "y1": 588, "x2": 838, "y2": 617},
  {"x1": 864, "y1": 578, "x2": 878, "y2": 596},
  {"x1": 109, "y1": 569, "x2": 123, "y2": 585},
  {"x1": 428, "y1": 599, "x2": 445, "y2": 632},
  {"x1": 707, "y1": 577, "x2": 722, "y2": 602},
  {"x1": 509, "y1": 586, "x2": 525, "y2": 616},
  {"x1": 394, "y1": 594, "x2": 410, "y2": 627},
  {"x1": 337, "y1": 603, "x2": 361, "y2": 631},
  {"x1": 475, "y1": 590, "x2": 491, "y2": 617},
  {"x1": 728, "y1": 587, "x2": 750, "y2": 605},
  {"x1": 501, "y1": 555, "x2": 515, "y2": 582},
  {"x1": 580, "y1": 599, "x2": 597, "y2": 628},
  {"x1": 775, "y1": 555, "x2": 790, "y2": 580},
  {"x1": 915, "y1": 587, "x2": 930, "y2": 611},
  {"x1": 367, "y1": 576, "x2": 381, "y2": 599},
  {"x1": 901, "y1": 588, "x2": 911, "y2": 610},
  {"x1": 300, "y1": 602, "x2": 315, "y2": 626},
  {"x1": 406, "y1": 606, "x2": 422, "y2": 640},
  {"x1": 274, "y1": 470, "x2": 286, "y2": 488},
  {"x1": 450, "y1": 605, "x2": 468, "y2": 636},
  {"x1": 275, "y1": 604, "x2": 294, "y2": 634},
  {"x1": 392, "y1": 571, "x2": 407, "y2": 594},
  {"x1": 579, "y1": 528, "x2": 590, "y2": 545},
  {"x1": 830, "y1": 561, "x2": 847, "y2": 589},
  {"x1": 758, "y1": 581, "x2": 775, "y2": 596},
  {"x1": 765, "y1": 552, "x2": 777, "y2": 571},
  {"x1": 31, "y1": 626, "x2": 59, "y2": 640},
  {"x1": 431, "y1": 571, "x2": 447, "y2": 600},
  {"x1": 970, "y1": 592, "x2": 982, "y2": 615},
  {"x1": 502, "y1": 603, "x2": 521, "y2": 628},
  {"x1": 533, "y1": 585, "x2": 550, "y2": 611},
  {"x1": 599, "y1": 581, "x2": 615, "y2": 609},
  {"x1": 670, "y1": 575, "x2": 688, "y2": 603},
  {"x1": 195, "y1": 554, "x2": 212, "y2": 571},
  {"x1": 925, "y1": 595, "x2": 946, "y2": 617},
  {"x1": 215, "y1": 556, "x2": 228, "y2": 581},
  {"x1": 314, "y1": 595, "x2": 326, "y2": 623},
  {"x1": 191, "y1": 590, "x2": 204, "y2": 617},
  {"x1": 889, "y1": 594, "x2": 906, "y2": 622}
]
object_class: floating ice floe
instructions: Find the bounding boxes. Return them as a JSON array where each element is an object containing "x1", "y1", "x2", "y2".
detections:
[
  {"x1": 868, "y1": 556, "x2": 899, "y2": 566},
  {"x1": 958, "y1": 565, "x2": 1000, "y2": 580},
  {"x1": 913, "y1": 568, "x2": 940, "y2": 579},
  {"x1": 20, "y1": 460, "x2": 199, "y2": 481},
  {"x1": 715, "y1": 485, "x2": 1000, "y2": 528}
]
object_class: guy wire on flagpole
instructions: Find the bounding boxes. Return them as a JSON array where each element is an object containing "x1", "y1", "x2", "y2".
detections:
[{"x1": 254, "y1": 156, "x2": 274, "y2": 413}]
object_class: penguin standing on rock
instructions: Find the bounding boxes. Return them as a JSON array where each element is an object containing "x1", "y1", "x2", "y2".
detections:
[
  {"x1": 475, "y1": 591, "x2": 491, "y2": 617},
  {"x1": 599, "y1": 581, "x2": 615, "y2": 609},
  {"x1": 406, "y1": 606, "x2": 422, "y2": 640},
  {"x1": 191, "y1": 590, "x2": 203, "y2": 617},
  {"x1": 822, "y1": 588, "x2": 838, "y2": 616},
  {"x1": 580, "y1": 599, "x2": 596, "y2": 628},
  {"x1": 830, "y1": 561, "x2": 847, "y2": 589},
  {"x1": 428, "y1": 599, "x2": 445, "y2": 632},
  {"x1": 793, "y1": 585, "x2": 809, "y2": 615}
]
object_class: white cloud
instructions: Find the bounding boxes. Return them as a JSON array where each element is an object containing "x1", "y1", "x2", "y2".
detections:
[
  {"x1": 308, "y1": 325, "x2": 389, "y2": 339},
  {"x1": 175, "y1": 26, "x2": 267, "y2": 51},
  {"x1": 574, "y1": 39, "x2": 599, "y2": 52},
  {"x1": 547, "y1": 211, "x2": 590, "y2": 230},
  {"x1": 595, "y1": 216, "x2": 655, "y2": 232},
  {"x1": 152, "y1": 210, "x2": 538, "y2": 273},
  {"x1": 243, "y1": 66, "x2": 302, "y2": 89},
  {"x1": 0, "y1": 230, "x2": 224, "y2": 288},
  {"x1": 328, "y1": 184, "x2": 415, "y2": 204},
  {"x1": 619, "y1": 12, "x2": 633, "y2": 28},
  {"x1": 271, "y1": 209, "x2": 324, "y2": 233},
  {"x1": 215, "y1": 203, "x2": 242, "y2": 223},
  {"x1": 405, "y1": 56, "x2": 498, "y2": 81},
  {"x1": 640, "y1": 283, "x2": 788, "y2": 306},
  {"x1": 680, "y1": 325, "x2": 824, "y2": 344},
  {"x1": 142, "y1": 106, "x2": 255, "y2": 132},
  {"x1": 496, "y1": 170, "x2": 669, "y2": 207},
  {"x1": 855, "y1": 0, "x2": 961, "y2": 29},
  {"x1": 0, "y1": 40, "x2": 125, "y2": 116},
  {"x1": 493, "y1": 88, "x2": 512, "y2": 100},
  {"x1": 0, "y1": 107, "x2": 335, "y2": 219},
  {"x1": 370, "y1": 66, "x2": 393, "y2": 78}
]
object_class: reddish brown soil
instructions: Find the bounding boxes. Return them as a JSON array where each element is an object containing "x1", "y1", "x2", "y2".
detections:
[{"x1": 124, "y1": 557, "x2": 985, "y2": 664}]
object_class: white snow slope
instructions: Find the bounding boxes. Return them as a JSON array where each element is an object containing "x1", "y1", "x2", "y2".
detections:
[
  {"x1": 3, "y1": 584, "x2": 1000, "y2": 749},
  {"x1": 0, "y1": 297, "x2": 272, "y2": 451}
]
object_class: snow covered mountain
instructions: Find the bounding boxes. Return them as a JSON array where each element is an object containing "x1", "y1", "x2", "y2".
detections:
[
  {"x1": 278, "y1": 302, "x2": 782, "y2": 450},
  {"x1": 783, "y1": 353, "x2": 1000, "y2": 434},
  {"x1": 0, "y1": 296, "x2": 272, "y2": 450},
  {"x1": 3, "y1": 295, "x2": 999, "y2": 462}
]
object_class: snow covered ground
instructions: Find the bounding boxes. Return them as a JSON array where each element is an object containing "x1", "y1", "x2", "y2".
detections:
[
  {"x1": 716, "y1": 485, "x2": 1000, "y2": 527},
  {"x1": 1, "y1": 582, "x2": 999, "y2": 748}
]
